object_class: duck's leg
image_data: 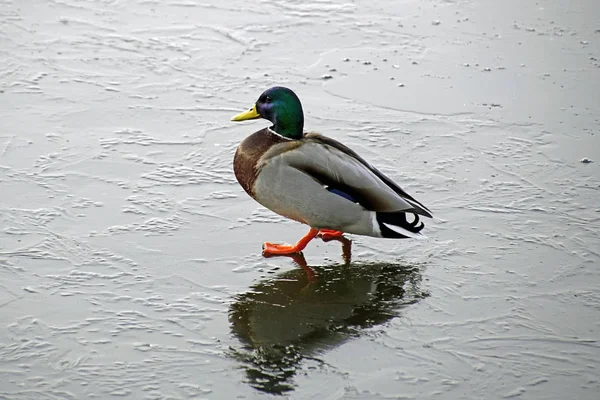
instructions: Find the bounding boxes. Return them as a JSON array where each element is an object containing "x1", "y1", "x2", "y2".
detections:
[
  {"x1": 262, "y1": 228, "x2": 319, "y2": 255},
  {"x1": 317, "y1": 229, "x2": 344, "y2": 240}
]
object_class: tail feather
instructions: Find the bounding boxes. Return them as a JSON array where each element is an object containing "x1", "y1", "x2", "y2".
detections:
[{"x1": 376, "y1": 211, "x2": 426, "y2": 239}]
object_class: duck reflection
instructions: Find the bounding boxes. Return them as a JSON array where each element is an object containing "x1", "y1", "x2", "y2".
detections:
[{"x1": 228, "y1": 246, "x2": 428, "y2": 395}]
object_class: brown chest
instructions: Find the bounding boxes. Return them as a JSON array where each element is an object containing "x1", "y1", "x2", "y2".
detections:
[{"x1": 233, "y1": 128, "x2": 290, "y2": 197}]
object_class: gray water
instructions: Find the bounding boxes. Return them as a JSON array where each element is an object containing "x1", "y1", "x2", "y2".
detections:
[{"x1": 1, "y1": 0, "x2": 599, "y2": 398}]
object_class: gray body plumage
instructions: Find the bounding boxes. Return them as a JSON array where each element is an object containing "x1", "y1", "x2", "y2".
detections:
[{"x1": 246, "y1": 129, "x2": 432, "y2": 238}]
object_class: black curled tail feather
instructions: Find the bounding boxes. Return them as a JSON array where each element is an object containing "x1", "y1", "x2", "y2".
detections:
[{"x1": 376, "y1": 212, "x2": 425, "y2": 239}]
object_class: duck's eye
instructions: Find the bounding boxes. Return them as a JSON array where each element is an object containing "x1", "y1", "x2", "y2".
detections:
[{"x1": 265, "y1": 96, "x2": 272, "y2": 103}]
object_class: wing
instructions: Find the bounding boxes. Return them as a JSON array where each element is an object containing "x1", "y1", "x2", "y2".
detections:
[{"x1": 278, "y1": 133, "x2": 432, "y2": 218}]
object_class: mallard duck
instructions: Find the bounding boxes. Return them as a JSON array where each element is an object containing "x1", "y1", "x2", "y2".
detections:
[{"x1": 231, "y1": 86, "x2": 432, "y2": 255}]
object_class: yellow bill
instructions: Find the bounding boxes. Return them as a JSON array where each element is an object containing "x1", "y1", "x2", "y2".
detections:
[{"x1": 231, "y1": 104, "x2": 260, "y2": 121}]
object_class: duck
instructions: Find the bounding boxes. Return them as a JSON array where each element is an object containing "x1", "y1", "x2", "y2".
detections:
[{"x1": 231, "y1": 86, "x2": 432, "y2": 256}]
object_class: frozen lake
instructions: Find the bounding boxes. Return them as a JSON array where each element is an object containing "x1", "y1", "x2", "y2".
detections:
[{"x1": 1, "y1": 0, "x2": 599, "y2": 398}]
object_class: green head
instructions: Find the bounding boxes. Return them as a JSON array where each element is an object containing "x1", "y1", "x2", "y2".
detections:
[{"x1": 231, "y1": 86, "x2": 304, "y2": 139}]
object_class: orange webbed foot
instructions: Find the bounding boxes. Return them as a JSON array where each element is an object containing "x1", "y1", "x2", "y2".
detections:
[
  {"x1": 317, "y1": 229, "x2": 345, "y2": 241},
  {"x1": 262, "y1": 242, "x2": 301, "y2": 255},
  {"x1": 262, "y1": 228, "x2": 319, "y2": 256}
]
